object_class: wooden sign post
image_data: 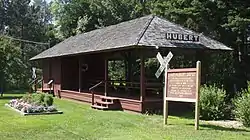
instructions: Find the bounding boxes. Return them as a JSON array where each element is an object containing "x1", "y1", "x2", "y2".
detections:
[
  {"x1": 164, "y1": 61, "x2": 201, "y2": 130},
  {"x1": 154, "y1": 51, "x2": 173, "y2": 125},
  {"x1": 195, "y1": 61, "x2": 201, "y2": 130}
]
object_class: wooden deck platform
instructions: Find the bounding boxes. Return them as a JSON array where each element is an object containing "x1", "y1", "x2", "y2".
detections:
[{"x1": 59, "y1": 90, "x2": 163, "y2": 112}]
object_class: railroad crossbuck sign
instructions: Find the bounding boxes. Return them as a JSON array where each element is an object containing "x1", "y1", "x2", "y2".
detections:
[
  {"x1": 155, "y1": 52, "x2": 173, "y2": 78},
  {"x1": 32, "y1": 67, "x2": 36, "y2": 79}
]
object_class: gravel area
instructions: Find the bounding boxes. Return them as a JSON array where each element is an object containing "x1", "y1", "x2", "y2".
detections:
[{"x1": 203, "y1": 120, "x2": 244, "y2": 129}]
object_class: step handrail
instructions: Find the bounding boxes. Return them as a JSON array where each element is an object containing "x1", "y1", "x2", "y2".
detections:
[
  {"x1": 89, "y1": 81, "x2": 104, "y2": 91},
  {"x1": 29, "y1": 78, "x2": 39, "y2": 85},
  {"x1": 29, "y1": 78, "x2": 43, "y2": 93},
  {"x1": 89, "y1": 81, "x2": 104, "y2": 105},
  {"x1": 37, "y1": 78, "x2": 43, "y2": 84}
]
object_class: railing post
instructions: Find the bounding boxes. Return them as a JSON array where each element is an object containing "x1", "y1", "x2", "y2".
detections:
[
  {"x1": 52, "y1": 83, "x2": 55, "y2": 97},
  {"x1": 78, "y1": 57, "x2": 82, "y2": 93},
  {"x1": 34, "y1": 79, "x2": 37, "y2": 92},
  {"x1": 140, "y1": 52, "x2": 145, "y2": 113},
  {"x1": 58, "y1": 90, "x2": 61, "y2": 98},
  {"x1": 42, "y1": 79, "x2": 44, "y2": 92},
  {"x1": 91, "y1": 91, "x2": 94, "y2": 105},
  {"x1": 104, "y1": 59, "x2": 108, "y2": 96},
  {"x1": 89, "y1": 81, "x2": 104, "y2": 106}
]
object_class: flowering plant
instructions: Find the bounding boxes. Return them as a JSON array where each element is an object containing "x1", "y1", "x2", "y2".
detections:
[{"x1": 8, "y1": 94, "x2": 57, "y2": 113}]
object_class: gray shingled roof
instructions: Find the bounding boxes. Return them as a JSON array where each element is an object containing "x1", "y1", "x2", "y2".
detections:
[{"x1": 31, "y1": 15, "x2": 232, "y2": 60}]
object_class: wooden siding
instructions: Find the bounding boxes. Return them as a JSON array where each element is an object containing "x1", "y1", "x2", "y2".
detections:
[
  {"x1": 51, "y1": 58, "x2": 61, "y2": 96},
  {"x1": 60, "y1": 90, "x2": 143, "y2": 112},
  {"x1": 80, "y1": 54, "x2": 105, "y2": 90},
  {"x1": 59, "y1": 90, "x2": 163, "y2": 113},
  {"x1": 61, "y1": 57, "x2": 79, "y2": 91},
  {"x1": 42, "y1": 59, "x2": 50, "y2": 86},
  {"x1": 42, "y1": 58, "x2": 62, "y2": 96}
]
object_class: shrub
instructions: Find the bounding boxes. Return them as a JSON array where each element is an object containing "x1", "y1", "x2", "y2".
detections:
[
  {"x1": 44, "y1": 94, "x2": 53, "y2": 106},
  {"x1": 21, "y1": 93, "x2": 54, "y2": 106},
  {"x1": 31, "y1": 93, "x2": 45, "y2": 105},
  {"x1": 233, "y1": 85, "x2": 250, "y2": 127},
  {"x1": 200, "y1": 84, "x2": 230, "y2": 120},
  {"x1": 21, "y1": 94, "x2": 32, "y2": 103}
]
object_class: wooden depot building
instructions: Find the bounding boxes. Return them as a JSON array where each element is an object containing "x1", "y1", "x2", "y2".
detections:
[{"x1": 31, "y1": 15, "x2": 232, "y2": 113}]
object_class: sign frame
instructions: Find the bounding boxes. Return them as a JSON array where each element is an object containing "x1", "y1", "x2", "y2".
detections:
[
  {"x1": 163, "y1": 61, "x2": 201, "y2": 130},
  {"x1": 165, "y1": 32, "x2": 200, "y2": 42}
]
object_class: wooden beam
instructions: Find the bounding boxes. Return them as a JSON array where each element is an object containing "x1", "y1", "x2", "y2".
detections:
[
  {"x1": 140, "y1": 53, "x2": 145, "y2": 112},
  {"x1": 163, "y1": 64, "x2": 169, "y2": 125},
  {"x1": 78, "y1": 58, "x2": 82, "y2": 93},
  {"x1": 41, "y1": 79, "x2": 44, "y2": 92},
  {"x1": 104, "y1": 59, "x2": 108, "y2": 96},
  {"x1": 195, "y1": 50, "x2": 206, "y2": 84},
  {"x1": 34, "y1": 79, "x2": 37, "y2": 92},
  {"x1": 128, "y1": 52, "x2": 133, "y2": 88},
  {"x1": 195, "y1": 61, "x2": 201, "y2": 130},
  {"x1": 49, "y1": 59, "x2": 52, "y2": 80}
]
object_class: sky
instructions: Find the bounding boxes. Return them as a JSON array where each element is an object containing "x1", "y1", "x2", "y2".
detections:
[{"x1": 46, "y1": 0, "x2": 52, "y2": 3}]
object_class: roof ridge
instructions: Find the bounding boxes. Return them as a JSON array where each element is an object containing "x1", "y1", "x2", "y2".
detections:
[
  {"x1": 135, "y1": 15, "x2": 155, "y2": 45},
  {"x1": 77, "y1": 15, "x2": 153, "y2": 37}
]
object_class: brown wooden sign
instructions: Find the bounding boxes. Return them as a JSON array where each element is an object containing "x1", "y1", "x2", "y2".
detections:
[
  {"x1": 163, "y1": 61, "x2": 201, "y2": 130},
  {"x1": 166, "y1": 68, "x2": 197, "y2": 102}
]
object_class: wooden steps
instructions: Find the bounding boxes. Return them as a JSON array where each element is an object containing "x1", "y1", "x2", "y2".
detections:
[
  {"x1": 38, "y1": 88, "x2": 53, "y2": 93},
  {"x1": 91, "y1": 96, "x2": 121, "y2": 111},
  {"x1": 91, "y1": 104, "x2": 108, "y2": 110},
  {"x1": 96, "y1": 100, "x2": 114, "y2": 105}
]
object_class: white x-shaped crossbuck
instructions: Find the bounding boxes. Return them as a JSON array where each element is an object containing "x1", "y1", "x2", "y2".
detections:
[{"x1": 155, "y1": 52, "x2": 173, "y2": 78}]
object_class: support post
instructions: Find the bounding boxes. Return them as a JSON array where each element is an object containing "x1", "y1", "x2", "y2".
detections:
[
  {"x1": 195, "y1": 50, "x2": 206, "y2": 84},
  {"x1": 49, "y1": 59, "x2": 52, "y2": 80},
  {"x1": 42, "y1": 79, "x2": 44, "y2": 92},
  {"x1": 163, "y1": 64, "x2": 169, "y2": 125},
  {"x1": 78, "y1": 58, "x2": 82, "y2": 93},
  {"x1": 140, "y1": 54, "x2": 145, "y2": 112},
  {"x1": 92, "y1": 91, "x2": 94, "y2": 105},
  {"x1": 128, "y1": 53, "x2": 133, "y2": 90},
  {"x1": 104, "y1": 59, "x2": 108, "y2": 96},
  {"x1": 0, "y1": 74, "x2": 3, "y2": 97},
  {"x1": 34, "y1": 79, "x2": 37, "y2": 92},
  {"x1": 195, "y1": 61, "x2": 201, "y2": 130}
]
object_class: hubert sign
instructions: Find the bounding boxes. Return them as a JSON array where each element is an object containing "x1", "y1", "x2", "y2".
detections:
[
  {"x1": 166, "y1": 32, "x2": 200, "y2": 42},
  {"x1": 163, "y1": 61, "x2": 201, "y2": 130}
]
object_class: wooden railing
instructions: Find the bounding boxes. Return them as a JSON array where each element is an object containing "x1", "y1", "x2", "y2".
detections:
[
  {"x1": 89, "y1": 81, "x2": 104, "y2": 105},
  {"x1": 29, "y1": 78, "x2": 39, "y2": 85},
  {"x1": 47, "y1": 79, "x2": 54, "y2": 95},
  {"x1": 87, "y1": 79, "x2": 163, "y2": 95},
  {"x1": 29, "y1": 78, "x2": 43, "y2": 93}
]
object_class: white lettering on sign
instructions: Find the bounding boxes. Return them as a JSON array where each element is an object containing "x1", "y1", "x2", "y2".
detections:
[{"x1": 165, "y1": 33, "x2": 200, "y2": 42}]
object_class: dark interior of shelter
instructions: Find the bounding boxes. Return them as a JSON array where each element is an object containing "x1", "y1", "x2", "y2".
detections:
[{"x1": 60, "y1": 49, "x2": 167, "y2": 100}]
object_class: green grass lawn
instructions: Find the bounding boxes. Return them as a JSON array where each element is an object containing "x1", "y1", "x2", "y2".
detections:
[{"x1": 0, "y1": 93, "x2": 250, "y2": 140}]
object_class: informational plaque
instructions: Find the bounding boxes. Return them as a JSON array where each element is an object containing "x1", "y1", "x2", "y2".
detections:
[
  {"x1": 167, "y1": 68, "x2": 197, "y2": 100},
  {"x1": 163, "y1": 61, "x2": 201, "y2": 130}
]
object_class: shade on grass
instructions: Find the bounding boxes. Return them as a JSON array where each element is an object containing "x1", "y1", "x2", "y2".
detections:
[{"x1": 0, "y1": 94, "x2": 250, "y2": 140}]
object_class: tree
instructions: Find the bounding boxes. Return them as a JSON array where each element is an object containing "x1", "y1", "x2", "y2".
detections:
[
  {"x1": 0, "y1": 0, "x2": 55, "y2": 91},
  {"x1": 50, "y1": 0, "x2": 146, "y2": 38},
  {"x1": 0, "y1": 37, "x2": 24, "y2": 90}
]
